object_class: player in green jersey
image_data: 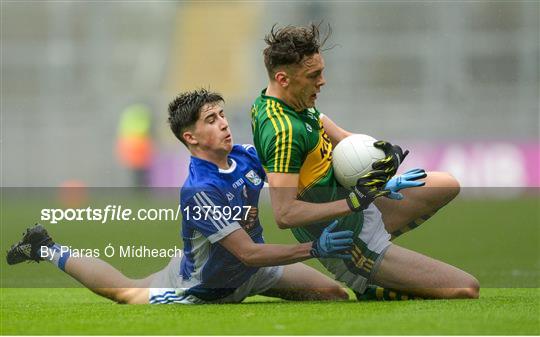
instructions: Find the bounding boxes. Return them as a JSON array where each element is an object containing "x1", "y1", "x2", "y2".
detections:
[{"x1": 251, "y1": 24, "x2": 479, "y2": 300}]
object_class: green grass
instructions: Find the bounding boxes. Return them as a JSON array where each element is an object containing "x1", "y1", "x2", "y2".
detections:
[
  {"x1": 1, "y1": 192, "x2": 539, "y2": 334},
  {"x1": 1, "y1": 288, "x2": 539, "y2": 335}
]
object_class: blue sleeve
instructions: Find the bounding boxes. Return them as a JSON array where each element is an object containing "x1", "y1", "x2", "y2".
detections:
[
  {"x1": 182, "y1": 190, "x2": 242, "y2": 243},
  {"x1": 242, "y1": 144, "x2": 267, "y2": 181}
]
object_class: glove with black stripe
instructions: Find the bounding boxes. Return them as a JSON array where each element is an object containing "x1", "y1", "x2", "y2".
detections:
[
  {"x1": 372, "y1": 140, "x2": 409, "y2": 182},
  {"x1": 346, "y1": 170, "x2": 390, "y2": 212}
]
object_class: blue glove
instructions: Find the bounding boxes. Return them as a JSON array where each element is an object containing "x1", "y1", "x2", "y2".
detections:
[
  {"x1": 384, "y1": 168, "x2": 427, "y2": 200},
  {"x1": 310, "y1": 220, "x2": 354, "y2": 260}
]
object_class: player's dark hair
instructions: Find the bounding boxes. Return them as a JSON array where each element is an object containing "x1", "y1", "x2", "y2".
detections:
[
  {"x1": 167, "y1": 89, "x2": 224, "y2": 146},
  {"x1": 263, "y1": 23, "x2": 331, "y2": 77}
]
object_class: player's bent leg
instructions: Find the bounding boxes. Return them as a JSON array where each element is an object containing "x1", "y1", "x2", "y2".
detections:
[
  {"x1": 374, "y1": 171, "x2": 460, "y2": 238},
  {"x1": 261, "y1": 262, "x2": 349, "y2": 301},
  {"x1": 64, "y1": 256, "x2": 154, "y2": 304},
  {"x1": 370, "y1": 244, "x2": 479, "y2": 299},
  {"x1": 113, "y1": 279, "x2": 153, "y2": 304}
]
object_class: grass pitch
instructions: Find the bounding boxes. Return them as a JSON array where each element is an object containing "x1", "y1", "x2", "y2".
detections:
[
  {"x1": 1, "y1": 288, "x2": 539, "y2": 335},
  {"x1": 1, "y1": 192, "x2": 539, "y2": 334}
]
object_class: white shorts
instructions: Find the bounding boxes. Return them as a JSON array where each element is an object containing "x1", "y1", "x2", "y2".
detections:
[
  {"x1": 321, "y1": 203, "x2": 391, "y2": 294},
  {"x1": 148, "y1": 254, "x2": 284, "y2": 304}
]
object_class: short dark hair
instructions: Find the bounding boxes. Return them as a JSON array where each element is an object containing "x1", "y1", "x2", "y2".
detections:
[
  {"x1": 263, "y1": 23, "x2": 331, "y2": 76},
  {"x1": 167, "y1": 89, "x2": 224, "y2": 146}
]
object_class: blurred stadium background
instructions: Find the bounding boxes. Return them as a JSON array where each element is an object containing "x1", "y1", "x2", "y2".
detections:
[
  {"x1": 1, "y1": 2, "x2": 539, "y2": 313},
  {"x1": 2, "y1": 1, "x2": 538, "y2": 188}
]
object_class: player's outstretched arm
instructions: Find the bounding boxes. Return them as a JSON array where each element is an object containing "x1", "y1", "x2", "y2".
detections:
[
  {"x1": 267, "y1": 172, "x2": 352, "y2": 228},
  {"x1": 267, "y1": 171, "x2": 389, "y2": 228},
  {"x1": 219, "y1": 222, "x2": 353, "y2": 267}
]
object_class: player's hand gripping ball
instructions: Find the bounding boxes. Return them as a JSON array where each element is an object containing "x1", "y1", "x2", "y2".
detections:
[
  {"x1": 346, "y1": 170, "x2": 390, "y2": 212},
  {"x1": 372, "y1": 140, "x2": 409, "y2": 182},
  {"x1": 332, "y1": 134, "x2": 386, "y2": 189}
]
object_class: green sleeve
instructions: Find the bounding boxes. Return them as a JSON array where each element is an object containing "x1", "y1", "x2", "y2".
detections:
[{"x1": 256, "y1": 114, "x2": 306, "y2": 174}]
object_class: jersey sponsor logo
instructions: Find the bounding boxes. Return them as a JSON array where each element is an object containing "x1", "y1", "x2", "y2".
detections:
[
  {"x1": 319, "y1": 131, "x2": 332, "y2": 160},
  {"x1": 232, "y1": 178, "x2": 245, "y2": 189},
  {"x1": 298, "y1": 128, "x2": 333, "y2": 195},
  {"x1": 226, "y1": 192, "x2": 235, "y2": 201},
  {"x1": 245, "y1": 170, "x2": 262, "y2": 185}
]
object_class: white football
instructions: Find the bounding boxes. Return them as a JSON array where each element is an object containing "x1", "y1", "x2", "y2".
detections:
[{"x1": 332, "y1": 134, "x2": 386, "y2": 189}]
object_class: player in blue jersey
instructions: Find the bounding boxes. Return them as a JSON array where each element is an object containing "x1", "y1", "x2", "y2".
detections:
[{"x1": 6, "y1": 89, "x2": 353, "y2": 304}]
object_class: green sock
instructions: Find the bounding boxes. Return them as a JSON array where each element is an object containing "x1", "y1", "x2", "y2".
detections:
[{"x1": 355, "y1": 286, "x2": 422, "y2": 301}]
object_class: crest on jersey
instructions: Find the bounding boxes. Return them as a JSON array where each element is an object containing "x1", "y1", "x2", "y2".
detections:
[
  {"x1": 305, "y1": 123, "x2": 313, "y2": 132},
  {"x1": 245, "y1": 170, "x2": 262, "y2": 185},
  {"x1": 306, "y1": 108, "x2": 317, "y2": 120}
]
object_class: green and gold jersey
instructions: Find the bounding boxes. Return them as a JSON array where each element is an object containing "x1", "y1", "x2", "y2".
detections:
[{"x1": 251, "y1": 89, "x2": 363, "y2": 242}]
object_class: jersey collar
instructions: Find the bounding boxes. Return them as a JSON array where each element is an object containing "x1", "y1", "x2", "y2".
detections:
[
  {"x1": 260, "y1": 88, "x2": 306, "y2": 113},
  {"x1": 218, "y1": 159, "x2": 237, "y2": 174},
  {"x1": 190, "y1": 155, "x2": 237, "y2": 175}
]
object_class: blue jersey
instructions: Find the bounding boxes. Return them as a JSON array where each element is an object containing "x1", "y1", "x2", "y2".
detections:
[{"x1": 179, "y1": 144, "x2": 266, "y2": 301}]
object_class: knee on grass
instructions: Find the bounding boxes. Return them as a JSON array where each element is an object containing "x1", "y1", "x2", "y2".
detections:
[
  {"x1": 450, "y1": 277, "x2": 480, "y2": 299},
  {"x1": 311, "y1": 287, "x2": 349, "y2": 301},
  {"x1": 329, "y1": 287, "x2": 349, "y2": 300},
  {"x1": 113, "y1": 288, "x2": 145, "y2": 304}
]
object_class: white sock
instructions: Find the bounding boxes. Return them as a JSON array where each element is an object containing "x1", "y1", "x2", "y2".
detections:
[{"x1": 41, "y1": 244, "x2": 71, "y2": 271}]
